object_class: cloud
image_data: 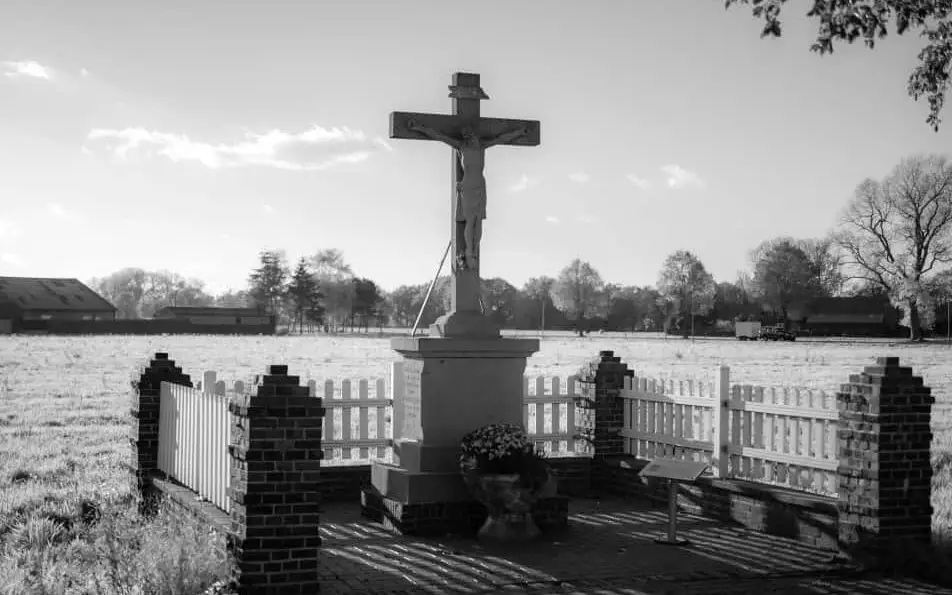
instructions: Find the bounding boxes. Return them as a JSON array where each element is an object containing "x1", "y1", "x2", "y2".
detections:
[
  {"x1": 263, "y1": 204, "x2": 274, "y2": 214},
  {"x1": 568, "y1": 172, "x2": 590, "y2": 184},
  {"x1": 86, "y1": 125, "x2": 392, "y2": 172},
  {"x1": 80, "y1": 68, "x2": 89, "y2": 77},
  {"x1": 0, "y1": 219, "x2": 20, "y2": 241},
  {"x1": 47, "y1": 203, "x2": 85, "y2": 223},
  {"x1": 545, "y1": 215, "x2": 560, "y2": 224},
  {"x1": 2, "y1": 60, "x2": 52, "y2": 80},
  {"x1": 48, "y1": 203, "x2": 67, "y2": 218},
  {"x1": 578, "y1": 215, "x2": 598, "y2": 224},
  {"x1": 509, "y1": 173, "x2": 540, "y2": 193},
  {"x1": 626, "y1": 174, "x2": 651, "y2": 190},
  {"x1": 661, "y1": 164, "x2": 704, "y2": 189},
  {"x1": 0, "y1": 253, "x2": 27, "y2": 269}
]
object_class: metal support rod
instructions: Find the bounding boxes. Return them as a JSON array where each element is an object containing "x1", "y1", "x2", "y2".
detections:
[
  {"x1": 654, "y1": 478, "x2": 690, "y2": 546},
  {"x1": 411, "y1": 239, "x2": 452, "y2": 337},
  {"x1": 667, "y1": 479, "x2": 678, "y2": 542}
]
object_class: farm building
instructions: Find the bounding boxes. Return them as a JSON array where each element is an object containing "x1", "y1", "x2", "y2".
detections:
[
  {"x1": 152, "y1": 306, "x2": 272, "y2": 326},
  {"x1": 0, "y1": 276, "x2": 117, "y2": 333},
  {"x1": 791, "y1": 296, "x2": 900, "y2": 337}
]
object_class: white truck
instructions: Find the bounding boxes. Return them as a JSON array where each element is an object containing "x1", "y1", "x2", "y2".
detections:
[{"x1": 735, "y1": 321, "x2": 762, "y2": 341}]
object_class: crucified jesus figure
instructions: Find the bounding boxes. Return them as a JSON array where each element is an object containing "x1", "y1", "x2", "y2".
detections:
[{"x1": 406, "y1": 119, "x2": 530, "y2": 271}]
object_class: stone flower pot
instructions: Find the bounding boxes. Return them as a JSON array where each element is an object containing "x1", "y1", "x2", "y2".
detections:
[{"x1": 463, "y1": 470, "x2": 556, "y2": 543}]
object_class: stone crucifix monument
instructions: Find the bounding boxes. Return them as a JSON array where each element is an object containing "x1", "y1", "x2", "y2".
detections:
[
  {"x1": 361, "y1": 73, "x2": 565, "y2": 535},
  {"x1": 390, "y1": 72, "x2": 540, "y2": 338}
]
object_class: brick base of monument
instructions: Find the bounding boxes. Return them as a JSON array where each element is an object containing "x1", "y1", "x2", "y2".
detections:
[{"x1": 359, "y1": 487, "x2": 569, "y2": 537}]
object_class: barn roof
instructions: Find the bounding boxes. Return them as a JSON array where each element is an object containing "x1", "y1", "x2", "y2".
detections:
[
  {"x1": 154, "y1": 306, "x2": 265, "y2": 318},
  {"x1": 806, "y1": 313, "x2": 885, "y2": 324},
  {"x1": 807, "y1": 296, "x2": 892, "y2": 315},
  {"x1": 0, "y1": 277, "x2": 116, "y2": 312},
  {"x1": 788, "y1": 296, "x2": 893, "y2": 320}
]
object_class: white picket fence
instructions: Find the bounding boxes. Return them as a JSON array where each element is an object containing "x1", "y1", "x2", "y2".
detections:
[
  {"x1": 182, "y1": 364, "x2": 584, "y2": 463},
  {"x1": 157, "y1": 379, "x2": 235, "y2": 513},
  {"x1": 154, "y1": 364, "x2": 584, "y2": 513},
  {"x1": 155, "y1": 362, "x2": 843, "y2": 513},
  {"x1": 522, "y1": 375, "x2": 580, "y2": 455},
  {"x1": 621, "y1": 366, "x2": 840, "y2": 495}
]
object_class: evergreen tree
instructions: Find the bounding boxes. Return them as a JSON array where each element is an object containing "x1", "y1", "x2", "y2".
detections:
[
  {"x1": 287, "y1": 258, "x2": 324, "y2": 333},
  {"x1": 248, "y1": 250, "x2": 289, "y2": 319}
]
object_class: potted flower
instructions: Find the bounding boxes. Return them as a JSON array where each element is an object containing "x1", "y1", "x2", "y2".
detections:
[{"x1": 458, "y1": 423, "x2": 556, "y2": 542}]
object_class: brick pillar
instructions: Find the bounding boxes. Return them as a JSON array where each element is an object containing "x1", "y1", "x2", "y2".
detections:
[
  {"x1": 836, "y1": 356, "x2": 934, "y2": 570},
  {"x1": 578, "y1": 350, "x2": 630, "y2": 458},
  {"x1": 229, "y1": 365, "x2": 324, "y2": 595},
  {"x1": 129, "y1": 352, "x2": 192, "y2": 496}
]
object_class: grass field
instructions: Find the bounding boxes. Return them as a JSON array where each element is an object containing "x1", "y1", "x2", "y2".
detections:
[{"x1": 2, "y1": 332, "x2": 952, "y2": 593}]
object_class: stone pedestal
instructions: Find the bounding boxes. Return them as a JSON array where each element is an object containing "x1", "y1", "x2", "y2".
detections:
[{"x1": 360, "y1": 336, "x2": 569, "y2": 536}]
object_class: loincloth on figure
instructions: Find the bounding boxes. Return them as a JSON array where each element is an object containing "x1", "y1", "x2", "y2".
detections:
[{"x1": 456, "y1": 181, "x2": 487, "y2": 221}]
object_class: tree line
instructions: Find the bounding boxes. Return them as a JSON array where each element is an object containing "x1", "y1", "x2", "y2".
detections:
[{"x1": 88, "y1": 154, "x2": 952, "y2": 340}]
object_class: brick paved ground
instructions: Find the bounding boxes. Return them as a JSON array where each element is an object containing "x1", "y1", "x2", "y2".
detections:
[{"x1": 319, "y1": 497, "x2": 951, "y2": 595}]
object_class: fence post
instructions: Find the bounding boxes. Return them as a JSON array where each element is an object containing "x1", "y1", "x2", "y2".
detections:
[
  {"x1": 203, "y1": 371, "x2": 216, "y2": 394},
  {"x1": 835, "y1": 357, "x2": 934, "y2": 572},
  {"x1": 711, "y1": 366, "x2": 731, "y2": 478},
  {"x1": 228, "y1": 364, "x2": 324, "y2": 594},
  {"x1": 129, "y1": 352, "x2": 192, "y2": 505}
]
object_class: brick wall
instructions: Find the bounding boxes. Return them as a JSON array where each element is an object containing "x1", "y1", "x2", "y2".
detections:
[
  {"x1": 129, "y1": 352, "x2": 192, "y2": 501},
  {"x1": 578, "y1": 351, "x2": 630, "y2": 459},
  {"x1": 320, "y1": 466, "x2": 371, "y2": 502},
  {"x1": 321, "y1": 457, "x2": 593, "y2": 503},
  {"x1": 596, "y1": 456, "x2": 839, "y2": 550},
  {"x1": 131, "y1": 354, "x2": 325, "y2": 595},
  {"x1": 586, "y1": 352, "x2": 938, "y2": 564},
  {"x1": 836, "y1": 357, "x2": 935, "y2": 572},
  {"x1": 228, "y1": 365, "x2": 324, "y2": 594}
]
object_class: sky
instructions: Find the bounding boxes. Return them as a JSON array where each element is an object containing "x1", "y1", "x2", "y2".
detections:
[{"x1": 2, "y1": 0, "x2": 951, "y2": 296}]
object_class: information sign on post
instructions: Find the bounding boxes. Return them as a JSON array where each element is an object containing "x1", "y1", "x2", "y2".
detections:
[{"x1": 639, "y1": 458, "x2": 710, "y2": 546}]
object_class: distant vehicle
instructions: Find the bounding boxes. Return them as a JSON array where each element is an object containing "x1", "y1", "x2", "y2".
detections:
[
  {"x1": 735, "y1": 321, "x2": 762, "y2": 341},
  {"x1": 759, "y1": 324, "x2": 796, "y2": 342}
]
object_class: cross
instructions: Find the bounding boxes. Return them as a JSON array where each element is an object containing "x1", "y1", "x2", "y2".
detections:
[{"x1": 390, "y1": 72, "x2": 541, "y2": 339}]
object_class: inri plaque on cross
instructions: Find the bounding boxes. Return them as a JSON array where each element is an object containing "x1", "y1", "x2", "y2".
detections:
[{"x1": 390, "y1": 72, "x2": 540, "y2": 339}]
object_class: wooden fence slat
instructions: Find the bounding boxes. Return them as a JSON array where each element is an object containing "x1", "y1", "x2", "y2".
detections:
[
  {"x1": 358, "y1": 379, "x2": 369, "y2": 459},
  {"x1": 375, "y1": 378, "x2": 387, "y2": 457},
  {"x1": 522, "y1": 376, "x2": 530, "y2": 428},
  {"x1": 566, "y1": 376, "x2": 577, "y2": 454}
]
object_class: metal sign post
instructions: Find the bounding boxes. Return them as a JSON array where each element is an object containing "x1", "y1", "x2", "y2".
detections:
[{"x1": 639, "y1": 458, "x2": 709, "y2": 547}]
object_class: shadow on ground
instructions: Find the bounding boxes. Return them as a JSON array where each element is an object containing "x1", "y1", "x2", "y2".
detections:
[{"x1": 318, "y1": 498, "x2": 950, "y2": 595}]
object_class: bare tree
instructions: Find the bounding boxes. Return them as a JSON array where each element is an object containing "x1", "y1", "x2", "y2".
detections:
[
  {"x1": 837, "y1": 154, "x2": 952, "y2": 340},
  {"x1": 796, "y1": 236, "x2": 847, "y2": 297},
  {"x1": 550, "y1": 260, "x2": 607, "y2": 336},
  {"x1": 657, "y1": 250, "x2": 717, "y2": 338}
]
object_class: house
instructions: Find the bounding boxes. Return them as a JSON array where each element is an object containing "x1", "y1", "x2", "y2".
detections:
[
  {"x1": 152, "y1": 306, "x2": 271, "y2": 326},
  {"x1": 0, "y1": 277, "x2": 117, "y2": 333},
  {"x1": 792, "y1": 296, "x2": 899, "y2": 337}
]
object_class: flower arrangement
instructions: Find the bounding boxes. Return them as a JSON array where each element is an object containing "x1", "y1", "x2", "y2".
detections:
[{"x1": 458, "y1": 423, "x2": 550, "y2": 490}]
